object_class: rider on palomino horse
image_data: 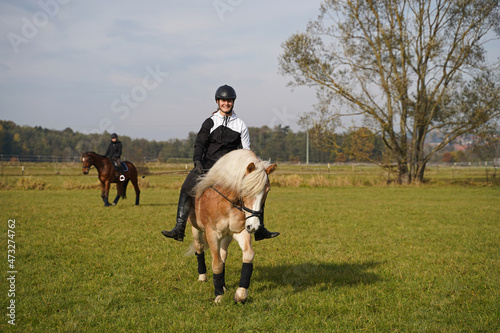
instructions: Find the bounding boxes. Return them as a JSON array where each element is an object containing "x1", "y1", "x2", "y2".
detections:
[{"x1": 161, "y1": 85, "x2": 280, "y2": 242}]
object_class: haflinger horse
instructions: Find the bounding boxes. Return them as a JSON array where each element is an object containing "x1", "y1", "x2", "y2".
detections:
[
  {"x1": 188, "y1": 149, "x2": 277, "y2": 303},
  {"x1": 81, "y1": 152, "x2": 140, "y2": 207}
]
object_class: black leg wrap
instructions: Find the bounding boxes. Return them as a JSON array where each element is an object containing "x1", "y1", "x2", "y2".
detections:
[
  {"x1": 239, "y1": 263, "x2": 253, "y2": 289},
  {"x1": 222, "y1": 263, "x2": 226, "y2": 289},
  {"x1": 213, "y1": 272, "x2": 225, "y2": 296},
  {"x1": 195, "y1": 252, "x2": 207, "y2": 275}
]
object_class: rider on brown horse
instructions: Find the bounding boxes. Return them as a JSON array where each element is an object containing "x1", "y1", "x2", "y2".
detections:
[{"x1": 105, "y1": 133, "x2": 125, "y2": 182}]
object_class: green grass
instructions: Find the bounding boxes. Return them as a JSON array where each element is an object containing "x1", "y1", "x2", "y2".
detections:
[
  {"x1": 1, "y1": 182, "x2": 499, "y2": 332},
  {"x1": 1, "y1": 161, "x2": 499, "y2": 189}
]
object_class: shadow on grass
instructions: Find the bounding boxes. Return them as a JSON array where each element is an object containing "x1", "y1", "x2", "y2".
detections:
[{"x1": 256, "y1": 261, "x2": 382, "y2": 292}]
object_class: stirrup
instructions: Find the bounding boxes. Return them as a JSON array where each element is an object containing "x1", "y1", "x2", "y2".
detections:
[{"x1": 119, "y1": 174, "x2": 125, "y2": 181}]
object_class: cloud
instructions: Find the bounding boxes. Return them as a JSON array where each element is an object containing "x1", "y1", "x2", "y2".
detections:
[{"x1": 0, "y1": 0, "x2": 325, "y2": 140}]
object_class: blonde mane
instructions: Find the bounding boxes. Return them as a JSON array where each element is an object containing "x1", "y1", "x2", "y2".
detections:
[{"x1": 194, "y1": 149, "x2": 271, "y2": 198}]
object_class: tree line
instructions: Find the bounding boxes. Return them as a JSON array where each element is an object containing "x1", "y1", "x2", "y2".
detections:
[
  {"x1": 1, "y1": 120, "x2": 496, "y2": 165},
  {"x1": 0, "y1": 120, "x2": 338, "y2": 163}
]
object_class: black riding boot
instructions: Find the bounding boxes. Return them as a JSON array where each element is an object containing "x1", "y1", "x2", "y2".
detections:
[
  {"x1": 254, "y1": 208, "x2": 280, "y2": 241},
  {"x1": 114, "y1": 160, "x2": 125, "y2": 181},
  {"x1": 161, "y1": 192, "x2": 191, "y2": 242}
]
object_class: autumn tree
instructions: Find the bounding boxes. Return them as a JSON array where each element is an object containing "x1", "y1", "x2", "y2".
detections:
[
  {"x1": 279, "y1": 0, "x2": 500, "y2": 183},
  {"x1": 348, "y1": 127, "x2": 377, "y2": 162}
]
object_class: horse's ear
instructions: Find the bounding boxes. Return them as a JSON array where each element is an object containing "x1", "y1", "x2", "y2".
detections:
[
  {"x1": 266, "y1": 163, "x2": 277, "y2": 175},
  {"x1": 246, "y1": 162, "x2": 256, "y2": 174}
]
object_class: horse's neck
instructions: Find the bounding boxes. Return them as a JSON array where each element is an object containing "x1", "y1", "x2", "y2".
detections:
[
  {"x1": 91, "y1": 154, "x2": 108, "y2": 170},
  {"x1": 215, "y1": 186, "x2": 240, "y2": 201}
]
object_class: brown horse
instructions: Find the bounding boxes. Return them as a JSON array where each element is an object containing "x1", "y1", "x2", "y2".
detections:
[
  {"x1": 81, "y1": 152, "x2": 140, "y2": 206},
  {"x1": 187, "y1": 149, "x2": 277, "y2": 303}
]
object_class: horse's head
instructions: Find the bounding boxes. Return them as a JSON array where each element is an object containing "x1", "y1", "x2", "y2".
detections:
[
  {"x1": 195, "y1": 149, "x2": 278, "y2": 235},
  {"x1": 81, "y1": 152, "x2": 92, "y2": 174},
  {"x1": 241, "y1": 162, "x2": 277, "y2": 234}
]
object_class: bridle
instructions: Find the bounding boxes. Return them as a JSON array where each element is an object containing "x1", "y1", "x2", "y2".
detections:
[
  {"x1": 82, "y1": 154, "x2": 94, "y2": 173},
  {"x1": 210, "y1": 186, "x2": 265, "y2": 223}
]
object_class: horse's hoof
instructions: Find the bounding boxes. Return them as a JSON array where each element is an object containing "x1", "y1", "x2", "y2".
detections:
[
  {"x1": 198, "y1": 274, "x2": 207, "y2": 282},
  {"x1": 112, "y1": 203, "x2": 117, "y2": 206},
  {"x1": 214, "y1": 295, "x2": 224, "y2": 304},
  {"x1": 234, "y1": 287, "x2": 248, "y2": 304}
]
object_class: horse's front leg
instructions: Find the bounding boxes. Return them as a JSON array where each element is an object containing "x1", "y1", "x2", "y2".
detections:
[
  {"x1": 113, "y1": 182, "x2": 122, "y2": 206},
  {"x1": 100, "y1": 182, "x2": 107, "y2": 206},
  {"x1": 232, "y1": 231, "x2": 255, "y2": 304},
  {"x1": 206, "y1": 229, "x2": 225, "y2": 303},
  {"x1": 192, "y1": 226, "x2": 207, "y2": 282},
  {"x1": 102, "y1": 181, "x2": 111, "y2": 206},
  {"x1": 220, "y1": 236, "x2": 232, "y2": 264}
]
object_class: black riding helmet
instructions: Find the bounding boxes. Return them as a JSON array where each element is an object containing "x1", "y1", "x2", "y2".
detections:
[
  {"x1": 215, "y1": 85, "x2": 237, "y2": 101},
  {"x1": 111, "y1": 133, "x2": 118, "y2": 139}
]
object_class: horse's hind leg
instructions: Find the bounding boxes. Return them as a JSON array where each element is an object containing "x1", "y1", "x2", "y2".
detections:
[
  {"x1": 232, "y1": 232, "x2": 255, "y2": 304},
  {"x1": 192, "y1": 227, "x2": 207, "y2": 282},
  {"x1": 132, "y1": 178, "x2": 140, "y2": 205}
]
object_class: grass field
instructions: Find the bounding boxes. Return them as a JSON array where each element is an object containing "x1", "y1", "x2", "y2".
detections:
[{"x1": 1, "y1": 163, "x2": 499, "y2": 332}]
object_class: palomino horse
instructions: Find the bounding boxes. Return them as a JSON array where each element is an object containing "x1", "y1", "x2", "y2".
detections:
[
  {"x1": 188, "y1": 149, "x2": 277, "y2": 303},
  {"x1": 81, "y1": 152, "x2": 140, "y2": 206}
]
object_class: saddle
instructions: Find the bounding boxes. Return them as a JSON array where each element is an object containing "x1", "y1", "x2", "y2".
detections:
[
  {"x1": 112, "y1": 161, "x2": 128, "y2": 172},
  {"x1": 120, "y1": 162, "x2": 128, "y2": 172},
  {"x1": 112, "y1": 161, "x2": 128, "y2": 181}
]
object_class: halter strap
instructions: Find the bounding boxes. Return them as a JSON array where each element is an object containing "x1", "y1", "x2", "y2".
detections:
[
  {"x1": 83, "y1": 154, "x2": 94, "y2": 172},
  {"x1": 210, "y1": 186, "x2": 263, "y2": 220}
]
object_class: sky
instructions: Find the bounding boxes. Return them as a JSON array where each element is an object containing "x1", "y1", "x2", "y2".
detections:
[
  {"x1": 1, "y1": 1, "x2": 499, "y2": 142},
  {"x1": 0, "y1": 0, "x2": 323, "y2": 141}
]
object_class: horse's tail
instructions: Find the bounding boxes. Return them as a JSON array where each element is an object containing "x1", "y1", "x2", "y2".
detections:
[
  {"x1": 185, "y1": 233, "x2": 208, "y2": 257},
  {"x1": 185, "y1": 242, "x2": 197, "y2": 257}
]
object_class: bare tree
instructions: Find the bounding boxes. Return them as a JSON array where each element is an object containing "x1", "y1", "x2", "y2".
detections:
[{"x1": 279, "y1": 0, "x2": 500, "y2": 183}]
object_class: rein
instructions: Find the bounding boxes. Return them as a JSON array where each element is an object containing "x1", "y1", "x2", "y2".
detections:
[{"x1": 210, "y1": 186, "x2": 264, "y2": 221}]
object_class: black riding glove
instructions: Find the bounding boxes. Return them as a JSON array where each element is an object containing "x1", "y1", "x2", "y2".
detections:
[{"x1": 194, "y1": 160, "x2": 203, "y2": 174}]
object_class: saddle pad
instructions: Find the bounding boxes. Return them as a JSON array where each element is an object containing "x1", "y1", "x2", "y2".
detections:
[{"x1": 120, "y1": 162, "x2": 129, "y2": 172}]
